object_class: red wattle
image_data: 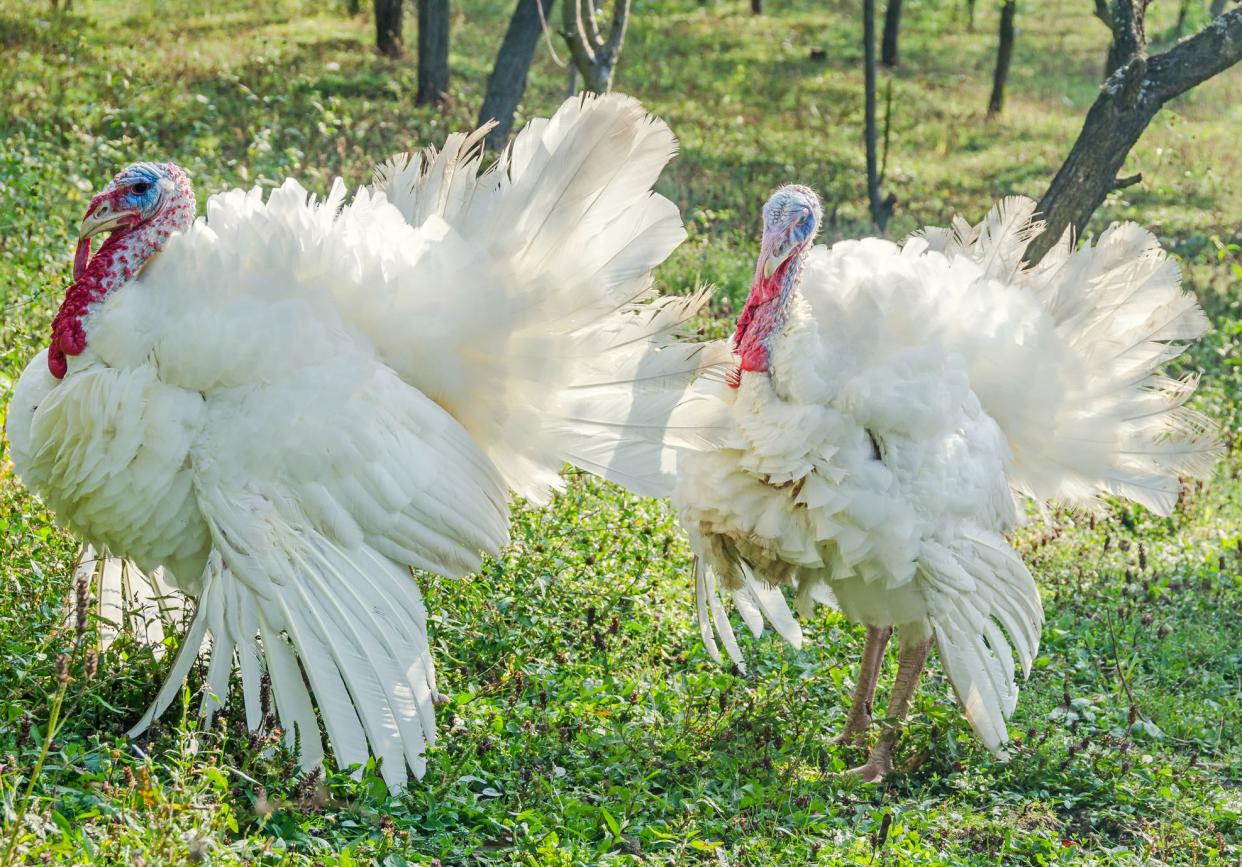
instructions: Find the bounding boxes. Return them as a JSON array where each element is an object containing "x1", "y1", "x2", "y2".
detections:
[
  {"x1": 729, "y1": 252, "x2": 804, "y2": 387},
  {"x1": 73, "y1": 237, "x2": 92, "y2": 282},
  {"x1": 47, "y1": 163, "x2": 195, "y2": 380},
  {"x1": 49, "y1": 235, "x2": 121, "y2": 378},
  {"x1": 48, "y1": 346, "x2": 67, "y2": 379}
]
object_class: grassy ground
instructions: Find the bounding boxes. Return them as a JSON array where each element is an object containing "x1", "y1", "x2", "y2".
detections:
[{"x1": 1, "y1": 0, "x2": 1240, "y2": 863}]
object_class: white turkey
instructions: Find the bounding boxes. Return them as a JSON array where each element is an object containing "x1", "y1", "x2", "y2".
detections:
[
  {"x1": 5, "y1": 94, "x2": 729, "y2": 790},
  {"x1": 675, "y1": 186, "x2": 1220, "y2": 782}
]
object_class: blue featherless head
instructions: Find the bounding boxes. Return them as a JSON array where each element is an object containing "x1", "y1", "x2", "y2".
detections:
[{"x1": 758, "y1": 185, "x2": 822, "y2": 278}]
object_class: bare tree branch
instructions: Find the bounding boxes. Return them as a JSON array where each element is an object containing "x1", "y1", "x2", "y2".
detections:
[
  {"x1": 604, "y1": 0, "x2": 630, "y2": 54},
  {"x1": 561, "y1": 0, "x2": 631, "y2": 92},
  {"x1": 582, "y1": 0, "x2": 604, "y2": 46},
  {"x1": 374, "y1": 0, "x2": 404, "y2": 58},
  {"x1": 1097, "y1": 0, "x2": 1151, "y2": 78},
  {"x1": 1028, "y1": 6, "x2": 1242, "y2": 263},
  {"x1": 1146, "y1": 8, "x2": 1242, "y2": 101},
  {"x1": 416, "y1": 0, "x2": 451, "y2": 107},
  {"x1": 881, "y1": 0, "x2": 903, "y2": 66},
  {"x1": 1092, "y1": 0, "x2": 1113, "y2": 28},
  {"x1": 987, "y1": 0, "x2": 1017, "y2": 116}
]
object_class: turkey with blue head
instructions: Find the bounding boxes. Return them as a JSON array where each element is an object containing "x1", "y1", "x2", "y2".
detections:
[
  {"x1": 7, "y1": 95, "x2": 732, "y2": 791},
  {"x1": 676, "y1": 185, "x2": 1220, "y2": 781}
]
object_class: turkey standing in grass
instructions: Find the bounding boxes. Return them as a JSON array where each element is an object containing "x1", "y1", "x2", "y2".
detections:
[
  {"x1": 675, "y1": 186, "x2": 1219, "y2": 782},
  {"x1": 5, "y1": 94, "x2": 729, "y2": 790}
]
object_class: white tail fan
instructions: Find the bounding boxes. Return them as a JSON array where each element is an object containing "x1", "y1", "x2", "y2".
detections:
[
  {"x1": 919, "y1": 197, "x2": 1221, "y2": 514},
  {"x1": 370, "y1": 93, "x2": 731, "y2": 504}
]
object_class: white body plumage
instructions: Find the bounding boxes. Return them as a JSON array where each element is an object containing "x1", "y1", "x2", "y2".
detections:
[
  {"x1": 677, "y1": 197, "x2": 1218, "y2": 754},
  {"x1": 7, "y1": 95, "x2": 729, "y2": 789}
]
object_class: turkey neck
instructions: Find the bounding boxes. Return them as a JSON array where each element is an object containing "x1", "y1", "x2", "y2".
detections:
[
  {"x1": 49, "y1": 175, "x2": 194, "y2": 379},
  {"x1": 731, "y1": 245, "x2": 806, "y2": 382}
]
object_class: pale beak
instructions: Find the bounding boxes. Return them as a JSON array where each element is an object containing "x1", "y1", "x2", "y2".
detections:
[
  {"x1": 79, "y1": 198, "x2": 138, "y2": 240},
  {"x1": 79, "y1": 204, "x2": 132, "y2": 240},
  {"x1": 74, "y1": 197, "x2": 139, "y2": 281},
  {"x1": 761, "y1": 231, "x2": 798, "y2": 279}
]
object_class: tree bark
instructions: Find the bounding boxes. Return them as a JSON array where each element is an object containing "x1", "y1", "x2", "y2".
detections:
[
  {"x1": 987, "y1": 0, "x2": 1016, "y2": 115},
  {"x1": 1029, "y1": 6, "x2": 1242, "y2": 263},
  {"x1": 562, "y1": 0, "x2": 632, "y2": 93},
  {"x1": 863, "y1": 0, "x2": 894, "y2": 231},
  {"x1": 417, "y1": 0, "x2": 451, "y2": 106},
  {"x1": 375, "y1": 0, "x2": 404, "y2": 58},
  {"x1": 965, "y1": 0, "x2": 976, "y2": 32},
  {"x1": 478, "y1": 0, "x2": 556, "y2": 148},
  {"x1": 1094, "y1": 0, "x2": 1149, "y2": 80},
  {"x1": 751, "y1": 0, "x2": 763, "y2": 13},
  {"x1": 347, "y1": 0, "x2": 361, "y2": 15},
  {"x1": 881, "y1": 0, "x2": 902, "y2": 66}
]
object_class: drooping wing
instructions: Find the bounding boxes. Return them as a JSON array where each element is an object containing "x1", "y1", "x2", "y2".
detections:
[
  {"x1": 131, "y1": 360, "x2": 509, "y2": 791},
  {"x1": 918, "y1": 531, "x2": 1043, "y2": 753}
]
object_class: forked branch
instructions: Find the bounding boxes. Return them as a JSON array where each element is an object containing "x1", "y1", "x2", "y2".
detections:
[{"x1": 562, "y1": 0, "x2": 632, "y2": 93}]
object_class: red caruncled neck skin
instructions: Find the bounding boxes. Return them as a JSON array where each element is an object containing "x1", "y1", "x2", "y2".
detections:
[
  {"x1": 730, "y1": 253, "x2": 799, "y2": 387},
  {"x1": 48, "y1": 167, "x2": 194, "y2": 378}
]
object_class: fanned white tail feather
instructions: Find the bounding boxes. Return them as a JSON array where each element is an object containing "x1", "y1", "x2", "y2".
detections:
[
  {"x1": 370, "y1": 93, "x2": 730, "y2": 502},
  {"x1": 920, "y1": 197, "x2": 1221, "y2": 514}
]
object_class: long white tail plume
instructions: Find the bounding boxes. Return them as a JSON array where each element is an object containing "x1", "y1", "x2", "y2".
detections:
[
  {"x1": 921, "y1": 197, "x2": 1221, "y2": 515},
  {"x1": 371, "y1": 94, "x2": 730, "y2": 504}
]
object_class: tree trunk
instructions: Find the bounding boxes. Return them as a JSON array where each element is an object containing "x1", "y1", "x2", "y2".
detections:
[
  {"x1": 375, "y1": 0, "x2": 404, "y2": 58},
  {"x1": 863, "y1": 0, "x2": 894, "y2": 231},
  {"x1": 987, "y1": 0, "x2": 1016, "y2": 116},
  {"x1": 751, "y1": 0, "x2": 763, "y2": 13},
  {"x1": 965, "y1": 0, "x2": 976, "y2": 32},
  {"x1": 562, "y1": 0, "x2": 632, "y2": 94},
  {"x1": 417, "y1": 0, "x2": 451, "y2": 106},
  {"x1": 347, "y1": 0, "x2": 361, "y2": 15},
  {"x1": 881, "y1": 0, "x2": 902, "y2": 66},
  {"x1": 1174, "y1": 0, "x2": 1191, "y2": 38},
  {"x1": 1029, "y1": 6, "x2": 1242, "y2": 264},
  {"x1": 478, "y1": 0, "x2": 556, "y2": 148},
  {"x1": 1210, "y1": 0, "x2": 1229, "y2": 18},
  {"x1": 1095, "y1": 0, "x2": 1149, "y2": 80}
]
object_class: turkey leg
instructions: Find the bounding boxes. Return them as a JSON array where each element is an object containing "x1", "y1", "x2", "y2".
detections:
[
  {"x1": 848, "y1": 634, "x2": 931, "y2": 784},
  {"x1": 832, "y1": 624, "x2": 892, "y2": 746}
]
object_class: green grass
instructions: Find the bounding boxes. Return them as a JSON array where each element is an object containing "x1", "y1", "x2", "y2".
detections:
[{"x1": 1, "y1": 0, "x2": 1240, "y2": 862}]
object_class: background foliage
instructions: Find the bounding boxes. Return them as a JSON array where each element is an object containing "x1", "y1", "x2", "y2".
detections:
[{"x1": 0, "y1": 0, "x2": 1239, "y2": 863}]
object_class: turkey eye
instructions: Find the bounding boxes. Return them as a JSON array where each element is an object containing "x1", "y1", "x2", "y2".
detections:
[{"x1": 130, "y1": 182, "x2": 151, "y2": 195}]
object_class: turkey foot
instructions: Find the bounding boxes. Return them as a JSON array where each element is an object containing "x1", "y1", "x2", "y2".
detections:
[
  {"x1": 832, "y1": 624, "x2": 891, "y2": 747},
  {"x1": 844, "y1": 633, "x2": 930, "y2": 784},
  {"x1": 847, "y1": 741, "x2": 894, "y2": 783}
]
